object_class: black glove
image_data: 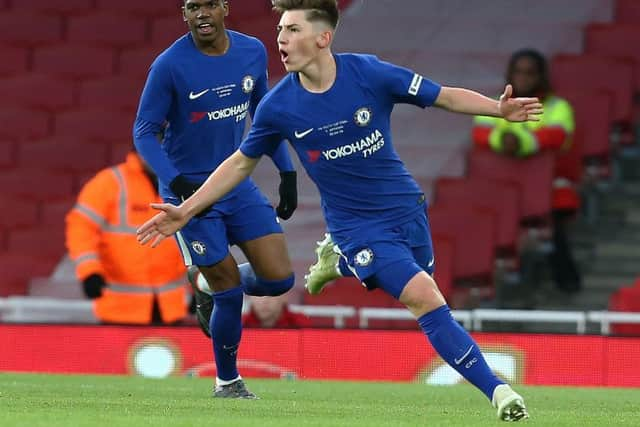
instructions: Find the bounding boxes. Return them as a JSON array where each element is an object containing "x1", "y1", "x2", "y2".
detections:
[
  {"x1": 82, "y1": 274, "x2": 106, "y2": 299},
  {"x1": 276, "y1": 171, "x2": 297, "y2": 220},
  {"x1": 169, "y1": 175, "x2": 201, "y2": 201},
  {"x1": 169, "y1": 175, "x2": 211, "y2": 217}
]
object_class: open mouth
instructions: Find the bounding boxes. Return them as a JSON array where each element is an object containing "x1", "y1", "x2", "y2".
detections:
[
  {"x1": 197, "y1": 23, "x2": 213, "y2": 35},
  {"x1": 279, "y1": 49, "x2": 289, "y2": 63}
]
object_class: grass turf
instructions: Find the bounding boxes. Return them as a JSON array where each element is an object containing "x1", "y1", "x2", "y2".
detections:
[{"x1": 1, "y1": 373, "x2": 639, "y2": 426}]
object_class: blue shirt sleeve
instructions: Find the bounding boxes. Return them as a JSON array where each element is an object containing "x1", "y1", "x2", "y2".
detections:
[
  {"x1": 133, "y1": 118, "x2": 180, "y2": 184},
  {"x1": 133, "y1": 57, "x2": 180, "y2": 184},
  {"x1": 240, "y1": 101, "x2": 285, "y2": 160},
  {"x1": 248, "y1": 46, "x2": 294, "y2": 172},
  {"x1": 368, "y1": 55, "x2": 441, "y2": 108}
]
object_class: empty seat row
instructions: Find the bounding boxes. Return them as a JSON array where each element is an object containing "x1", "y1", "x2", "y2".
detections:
[
  {"x1": 0, "y1": 106, "x2": 136, "y2": 142},
  {"x1": 6, "y1": 1, "x2": 179, "y2": 16},
  {"x1": 16, "y1": 140, "x2": 111, "y2": 173},
  {"x1": 0, "y1": 45, "x2": 30, "y2": 75},
  {"x1": 616, "y1": 0, "x2": 640, "y2": 24},
  {"x1": 551, "y1": 54, "x2": 634, "y2": 125},
  {"x1": 0, "y1": 195, "x2": 75, "y2": 231},
  {"x1": 585, "y1": 23, "x2": 640, "y2": 93},
  {"x1": 0, "y1": 253, "x2": 60, "y2": 297},
  {"x1": 0, "y1": 168, "x2": 75, "y2": 201}
]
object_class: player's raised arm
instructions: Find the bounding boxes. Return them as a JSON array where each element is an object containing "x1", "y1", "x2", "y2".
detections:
[
  {"x1": 434, "y1": 84, "x2": 543, "y2": 122},
  {"x1": 137, "y1": 150, "x2": 259, "y2": 247}
]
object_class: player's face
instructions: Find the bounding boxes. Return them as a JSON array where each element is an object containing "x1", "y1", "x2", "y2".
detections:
[
  {"x1": 277, "y1": 11, "x2": 323, "y2": 72},
  {"x1": 183, "y1": 0, "x2": 228, "y2": 45},
  {"x1": 510, "y1": 57, "x2": 541, "y2": 97}
]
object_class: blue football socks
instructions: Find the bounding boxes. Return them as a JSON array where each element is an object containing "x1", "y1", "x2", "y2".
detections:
[
  {"x1": 210, "y1": 286, "x2": 244, "y2": 381},
  {"x1": 418, "y1": 304, "x2": 503, "y2": 400}
]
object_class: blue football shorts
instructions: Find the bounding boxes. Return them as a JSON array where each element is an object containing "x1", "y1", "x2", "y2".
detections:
[
  {"x1": 334, "y1": 210, "x2": 435, "y2": 299},
  {"x1": 171, "y1": 185, "x2": 283, "y2": 267}
]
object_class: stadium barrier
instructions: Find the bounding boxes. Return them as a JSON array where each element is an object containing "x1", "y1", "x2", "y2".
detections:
[
  {"x1": 3, "y1": 297, "x2": 640, "y2": 334},
  {"x1": 2, "y1": 324, "x2": 640, "y2": 387}
]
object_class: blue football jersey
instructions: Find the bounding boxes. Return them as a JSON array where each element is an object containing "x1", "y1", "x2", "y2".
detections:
[
  {"x1": 135, "y1": 31, "x2": 272, "y2": 199},
  {"x1": 240, "y1": 54, "x2": 441, "y2": 240}
]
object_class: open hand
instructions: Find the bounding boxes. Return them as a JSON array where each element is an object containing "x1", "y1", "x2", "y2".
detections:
[
  {"x1": 137, "y1": 203, "x2": 189, "y2": 248},
  {"x1": 499, "y1": 84, "x2": 543, "y2": 122}
]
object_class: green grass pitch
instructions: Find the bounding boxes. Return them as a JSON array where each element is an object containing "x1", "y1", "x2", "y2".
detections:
[{"x1": 1, "y1": 373, "x2": 639, "y2": 426}]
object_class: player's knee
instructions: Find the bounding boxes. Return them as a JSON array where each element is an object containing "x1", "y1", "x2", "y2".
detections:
[
  {"x1": 200, "y1": 259, "x2": 241, "y2": 291},
  {"x1": 258, "y1": 274, "x2": 295, "y2": 296},
  {"x1": 399, "y1": 272, "x2": 446, "y2": 317}
]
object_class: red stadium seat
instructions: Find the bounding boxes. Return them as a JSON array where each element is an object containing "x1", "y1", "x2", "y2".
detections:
[
  {"x1": 78, "y1": 76, "x2": 146, "y2": 112},
  {"x1": 585, "y1": 24, "x2": 640, "y2": 92},
  {"x1": 0, "y1": 45, "x2": 29, "y2": 75},
  {"x1": 302, "y1": 278, "x2": 398, "y2": 329},
  {"x1": 0, "y1": 13, "x2": 62, "y2": 45},
  {"x1": 95, "y1": 0, "x2": 180, "y2": 16},
  {"x1": 0, "y1": 253, "x2": 59, "y2": 297},
  {"x1": 0, "y1": 196, "x2": 38, "y2": 228},
  {"x1": 0, "y1": 281, "x2": 29, "y2": 297},
  {"x1": 54, "y1": 109, "x2": 133, "y2": 142},
  {"x1": 557, "y1": 90, "x2": 613, "y2": 172},
  {"x1": 33, "y1": 44, "x2": 116, "y2": 79},
  {"x1": 304, "y1": 277, "x2": 397, "y2": 308},
  {"x1": 17, "y1": 139, "x2": 110, "y2": 173},
  {"x1": 0, "y1": 168, "x2": 74, "y2": 201},
  {"x1": 0, "y1": 108, "x2": 51, "y2": 140},
  {"x1": 109, "y1": 142, "x2": 135, "y2": 164},
  {"x1": 428, "y1": 203, "x2": 496, "y2": 281},
  {"x1": 228, "y1": 0, "x2": 272, "y2": 20},
  {"x1": 467, "y1": 149, "x2": 555, "y2": 220},
  {"x1": 7, "y1": 226, "x2": 66, "y2": 259},
  {"x1": 434, "y1": 177, "x2": 520, "y2": 251},
  {"x1": 74, "y1": 168, "x2": 107, "y2": 192},
  {"x1": 431, "y1": 233, "x2": 455, "y2": 300},
  {"x1": 609, "y1": 286, "x2": 640, "y2": 336},
  {"x1": 0, "y1": 140, "x2": 14, "y2": 168},
  {"x1": 40, "y1": 197, "x2": 75, "y2": 228},
  {"x1": 119, "y1": 46, "x2": 167, "y2": 77},
  {"x1": 0, "y1": 74, "x2": 75, "y2": 110},
  {"x1": 551, "y1": 54, "x2": 634, "y2": 125},
  {"x1": 10, "y1": 0, "x2": 93, "y2": 14},
  {"x1": 150, "y1": 16, "x2": 189, "y2": 47},
  {"x1": 67, "y1": 12, "x2": 147, "y2": 47},
  {"x1": 616, "y1": 0, "x2": 640, "y2": 24}
]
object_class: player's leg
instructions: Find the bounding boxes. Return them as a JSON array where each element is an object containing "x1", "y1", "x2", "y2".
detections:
[
  {"x1": 393, "y1": 270, "x2": 528, "y2": 421},
  {"x1": 341, "y1": 214, "x2": 528, "y2": 420},
  {"x1": 198, "y1": 256, "x2": 256, "y2": 399},
  {"x1": 176, "y1": 214, "x2": 255, "y2": 399},
  {"x1": 227, "y1": 187, "x2": 295, "y2": 297},
  {"x1": 237, "y1": 233, "x2": 295, "y2": 296},
  {"x1": 408, "y1": 213, "x2": 527, "y2": 420},
  {"x1": 186, "y1": 265, "x2": 214, "y2": 338},
  {"x1": 305, "y1": 233, "x2": 362, "y2": 294},
  {"x1": 304, "y1": 233, "x2": 341, "y2": 294}
]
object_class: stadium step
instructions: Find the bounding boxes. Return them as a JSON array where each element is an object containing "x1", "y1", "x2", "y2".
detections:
[{"x1": 583, "y1": 274, "x2": 638, "y2": 291}]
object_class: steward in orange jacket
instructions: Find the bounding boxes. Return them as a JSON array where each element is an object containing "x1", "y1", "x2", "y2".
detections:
[{"x1": 66, "y1": 152, "x2": 188, "y2": 324}]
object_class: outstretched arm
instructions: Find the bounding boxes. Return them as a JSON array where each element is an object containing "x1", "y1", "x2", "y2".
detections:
[
  {"x1": 137, "y1": 150, "x2": 260, "y2": 247},
  {"x1": 435, "y1": 84, "x2": 543, "y2": 122}
]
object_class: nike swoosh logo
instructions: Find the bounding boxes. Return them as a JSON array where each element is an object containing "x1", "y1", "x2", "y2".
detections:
[
  {"x1": 454, "y1": 346, "x2": 474, "y2": 365},
  {"x1": 294, "y1": 128, "x2": 314, "y2": 139},
  {"x1": 427, "y1": 257, "x2": 435, "y2": 268},
  {"x1": 189, "y1": 89, "x2": 210, "y2": 100}
]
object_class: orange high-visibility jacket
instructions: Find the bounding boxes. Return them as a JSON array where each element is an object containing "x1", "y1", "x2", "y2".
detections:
[{"x1": 65, "y1": 153, "x2": 188, "y2": 324}]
